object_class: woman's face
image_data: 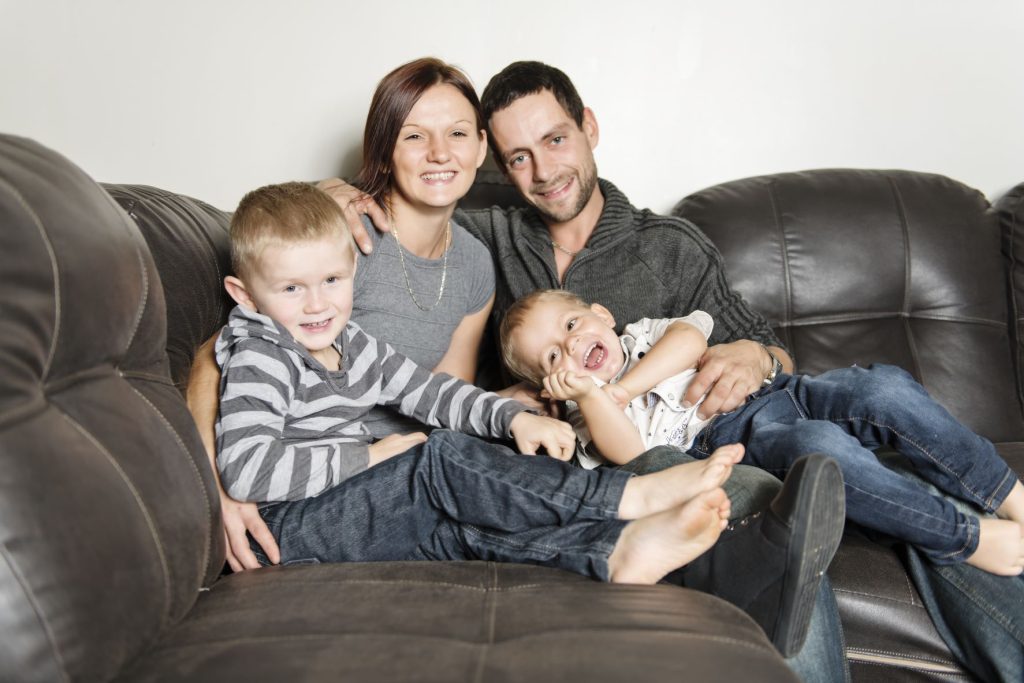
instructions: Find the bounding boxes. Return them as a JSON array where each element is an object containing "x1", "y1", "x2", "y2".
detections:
[{"x1": 389, "y1": 83, "x2": 487, "y2": 213}]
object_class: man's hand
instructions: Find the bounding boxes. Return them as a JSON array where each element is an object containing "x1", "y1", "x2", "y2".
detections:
[
  {"x1": 497, "y1": 381, "x2": 561, "y2": 418},
  {"x1": 509, "y1": 412, "x2": 576, "y2": 461},
  {"x1": 316, "y1": 178, "x2": 390, "y2": 255},
  {"x1": 368, "y1": 432, "x2": 428, "y2": 466},
  {"x1": 600, "y1": 383, "x2": 632, "y2": 410},
  {"x1": 220, "y1": 491, "x2": 280, "y2": 572},
  {"x1": 684, "y1": 340, "x2": 773, "y2": 420},
  {"x1": 543, "y1": 370, "x2": 596, "y2": 403}
]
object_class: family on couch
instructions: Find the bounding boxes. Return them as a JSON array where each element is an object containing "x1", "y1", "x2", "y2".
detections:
[{"x1": 187, "y1": 58, "x2": 1024, "y2": 682}]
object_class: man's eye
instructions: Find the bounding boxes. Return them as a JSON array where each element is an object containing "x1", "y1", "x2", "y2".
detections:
[
  {"x1": 509, "y1": 154, "x2": 527, "y2": 168},
  {"x1": 552, "y1": 136, "x2": 565, "y2": 145},
  {"x1": 451, "y1": 130, "x2": 467, "y2": 137}
]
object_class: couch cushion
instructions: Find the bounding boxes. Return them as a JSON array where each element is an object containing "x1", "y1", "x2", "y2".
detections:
[
  {"x1": 674, "y1": 169, "x2": 1023, "y2": 443},
  {"x1": 118, "y1": 562, "x2": 797, "y2": 682}
]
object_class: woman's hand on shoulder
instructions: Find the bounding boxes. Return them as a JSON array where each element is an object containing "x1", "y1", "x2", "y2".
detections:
[{"x1": 316, "y1": 178, "x2": 390, "y2": 255}]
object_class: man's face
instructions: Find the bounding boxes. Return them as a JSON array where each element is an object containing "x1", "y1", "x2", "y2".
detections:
[
  {"x1": 488, "y1": 90, "x2": 599, "y2": 225},
  {"x1": 511, "y1": 298, "x2": 625, "y2": 384}
]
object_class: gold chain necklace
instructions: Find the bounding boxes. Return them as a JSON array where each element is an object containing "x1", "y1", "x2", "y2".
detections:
[
  {"x1": 390, "y1": 217, "x2": 451, "y2": 312},
  {"x1": 551, "y1": 239, "x2": 581, "y2": 256}
]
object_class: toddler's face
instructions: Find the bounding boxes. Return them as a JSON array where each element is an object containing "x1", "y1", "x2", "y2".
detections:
[
  {"x1": 512, "y1": 299, "x2": 625, "y2": 383},
  {"x1": 244, "y1": 236, "x2": 355, "y2": 363}
]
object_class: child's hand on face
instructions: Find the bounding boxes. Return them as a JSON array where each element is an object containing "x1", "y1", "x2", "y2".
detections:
[
  {"x1": 600, "y1": 383, "x2": 632, "y2": 410},
  {"x1": 509, "y1": 412, "x2": 576, "y2": 461},
  {"x1": 368, "y1": 432, "x2": 428, "y2": 466},
  {"x1": 543, "y1": 370, "x2": 596, "y2": 402}
]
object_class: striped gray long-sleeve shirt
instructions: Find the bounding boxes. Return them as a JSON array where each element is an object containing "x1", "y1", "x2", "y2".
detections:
[{"x1": 215, "y1": 306, "x2": 524, "y2": 503}]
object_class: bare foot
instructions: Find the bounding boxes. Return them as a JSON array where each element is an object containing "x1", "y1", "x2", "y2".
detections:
[
  {"x1": 608, "y1": 488, "x2": 730, "y2": 584},
  {"x1": 965, "y1": 518, "x2": 1024, "y2": 576},
  {"x1": 618, "y1": 443, "x2": 744, "y2": 520},
  {"x1": 996, "y1": 480, "x2": 1024, "y2": 525}
]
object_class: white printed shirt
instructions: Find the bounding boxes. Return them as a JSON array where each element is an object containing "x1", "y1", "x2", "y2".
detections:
[{"x1": 567, "y1": 311, "x2": 714, "y2": 469}]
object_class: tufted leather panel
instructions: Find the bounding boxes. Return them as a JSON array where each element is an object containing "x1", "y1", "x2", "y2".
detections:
[
  {"x1": 102, "y1": 184, "x2": 232, "y2": 394},
  {"x1": 996, "y1": 182, "x2": 1024, "y2": 409},
  {"x1": 0, "y1": 136, "x2": 224, "y2": 681},
  {"x1": 674, "y1": 169, "x2": 1024, "y2": 443}
]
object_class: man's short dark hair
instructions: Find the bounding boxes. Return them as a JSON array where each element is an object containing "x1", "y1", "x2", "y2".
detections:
[{"x1": 481, "y1": 61, "x2": 585, "y2": 160}]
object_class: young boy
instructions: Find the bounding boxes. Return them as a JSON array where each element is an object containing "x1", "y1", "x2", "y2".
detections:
[{"x1": 500, "y1": 288, "x2": 1024, "y2": 577}]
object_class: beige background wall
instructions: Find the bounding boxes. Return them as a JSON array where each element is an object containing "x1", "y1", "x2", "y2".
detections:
[{"x1": 2, "y1": 0, "x2": 1021, "y2": 212}]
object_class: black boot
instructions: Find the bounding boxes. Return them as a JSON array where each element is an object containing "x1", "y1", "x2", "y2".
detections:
[{"x1": 673, "y1": 453, "x2": 845, "y2": 657}]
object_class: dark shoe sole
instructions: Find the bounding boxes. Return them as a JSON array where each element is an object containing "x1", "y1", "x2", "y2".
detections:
[{"x1": 771, "y1": 454, "x2": 845, "y2": 657}]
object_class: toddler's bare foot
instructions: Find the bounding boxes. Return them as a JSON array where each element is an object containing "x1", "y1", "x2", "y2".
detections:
[
  {"x1": 995, "y1": 480, "x2": 1024, "y2": 526},
  {"x1": 618, "y1": 443, "x2": 743, "y2": 519},
  {"x1": 608, "y1": 488, "x2": 730, "y2": 584},
  {"x1": 966, "y1": 518, "x2": 1024, "y2": 576}
]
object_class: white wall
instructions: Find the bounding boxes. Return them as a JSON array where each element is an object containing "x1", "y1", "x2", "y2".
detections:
[{"x1": 3, "y1": 0, "x2": 1022, "y2": 213}]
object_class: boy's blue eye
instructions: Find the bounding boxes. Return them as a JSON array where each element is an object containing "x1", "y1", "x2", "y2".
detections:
[
  {"x1": 284, "y1": 285, "x2": 297, "y2": 293},
  {"x1": 325, "y1": 276, "x2": 337, "y2": 284}
]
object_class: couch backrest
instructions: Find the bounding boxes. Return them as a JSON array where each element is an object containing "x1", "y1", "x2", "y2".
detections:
[
  {"x1": 0, "y1": 136, "x2": 224, "y2": 681},
  {"x1": 102, "y1": 184, "x2": 234, "y2": 394},
  {"x1": 996, "y1": 182, "x2": 1024, "y2": 409},
  {"x1": 674, "y1": 169, "x2": 1024, "y2": 443}
]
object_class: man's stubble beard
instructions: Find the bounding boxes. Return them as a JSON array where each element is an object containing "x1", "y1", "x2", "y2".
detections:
[{"x1": 533, "y1": 160, "x2": 599, "y2": 225}]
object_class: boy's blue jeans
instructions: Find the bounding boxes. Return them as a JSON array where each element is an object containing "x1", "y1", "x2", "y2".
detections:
[
  {"x1": 254, "y1": 430, "x2": 630, "y2": 580},
  {"x1": 688, "y1": 364, "x2": 1018, "y2": 564}
]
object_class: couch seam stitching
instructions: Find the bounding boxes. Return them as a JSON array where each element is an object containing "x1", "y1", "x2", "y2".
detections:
[
  {"x1": 0, "y1": 177, "x2": 61, "y2": 378},
  {"x1": 0, "y1": 543, "x2": 70, "y2": 682}
]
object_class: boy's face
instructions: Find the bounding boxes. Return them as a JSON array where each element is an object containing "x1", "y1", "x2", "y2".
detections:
[
  {"x1": 229, "y1": 236, "x2": 355, "y2": 361},
  {"x1": 512, "y1": 298, "x2": 625, "y2": 383}
]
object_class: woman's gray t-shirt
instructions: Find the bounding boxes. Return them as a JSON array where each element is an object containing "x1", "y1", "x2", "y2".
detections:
[{"x1": 352, "y1": 215, "x2": 495, "y2": 437}]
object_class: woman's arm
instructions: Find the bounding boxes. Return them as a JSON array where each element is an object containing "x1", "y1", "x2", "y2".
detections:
[
  {"x1": 187, "y1": 333, "x2": 280, "y2": 571},
  {"x1": 432, "y1": 293, "x2": 494, "y2": 382}
]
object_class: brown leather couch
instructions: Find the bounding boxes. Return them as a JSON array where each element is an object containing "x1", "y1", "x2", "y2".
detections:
[{"x1": 0, "y1": 136, "x2": 795, "y2": 682}]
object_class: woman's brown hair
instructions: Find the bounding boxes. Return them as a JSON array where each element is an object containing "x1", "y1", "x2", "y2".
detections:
[{"x1": 353, "y1": 57, "x2": 483, "y2": 207}]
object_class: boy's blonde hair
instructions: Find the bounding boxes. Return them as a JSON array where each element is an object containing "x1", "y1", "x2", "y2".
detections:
[
  {"x1": 499, "y1": 288, "x2": 591, "y2": 386},
  {"x1": 230, "y1": 182, "x2": 356, "y2": 281}
]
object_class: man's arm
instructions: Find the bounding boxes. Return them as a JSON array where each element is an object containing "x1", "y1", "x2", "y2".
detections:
[
  {"x1": 187, "y1": 335, "x2": 280, "y2": 571},
  {"x1": 673, "y1": 234, "x2": 792, "y2": 417},
  {"x1": 685, "y1": 341, "x2": 793, "y2": 419}
]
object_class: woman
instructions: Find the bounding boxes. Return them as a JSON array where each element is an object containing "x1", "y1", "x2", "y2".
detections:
[
  {"x1": 190, "y1": 58, "x2": 501, "y2": 570},
  {"x1": 347, "y1": 58, "x2": 495, "y2": 439}
]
